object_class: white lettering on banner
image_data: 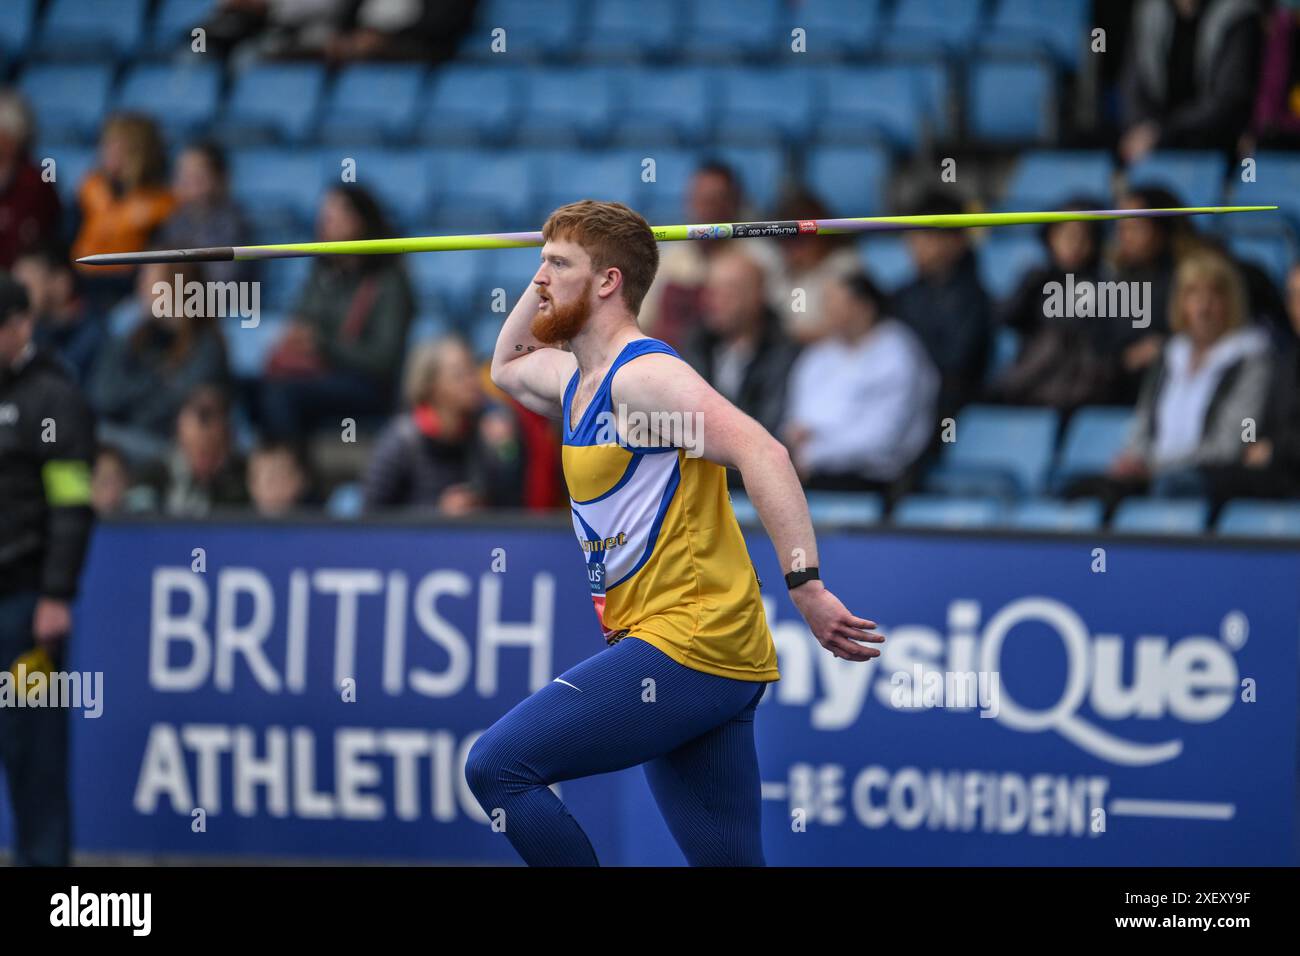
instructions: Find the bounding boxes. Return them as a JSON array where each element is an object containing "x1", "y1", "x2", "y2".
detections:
[
  {"x1": 764, "y1": 595, "x2": 1244, "y2": 767},
  {"x1": 133, "y1": 722, "x2": 490, "y2": 824},
  {"x1": 148, "y1": 568, "x2": 556, "y2": 698}
]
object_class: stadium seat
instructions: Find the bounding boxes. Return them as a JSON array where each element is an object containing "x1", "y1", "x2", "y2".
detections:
[
  {"x1": 625, "y1": 147, "x2": 704, "y2": 227},
  {"x1": 477, "y1": 246, "x2": 548, "y2": 315},
  {"x1": 888, "y1": 0, "x2": 983, "y2": 56},
  {"x1": 430, "y1": 149, "x2": 536, "y2": 231},
  {"x1": 259, "y1": 257, "x2": 313, "y2": 312},
  {"x1": 987, "y1": 326, "x2": 1020, "y2": 381},
  {"x1": 711, "y1": 145, "x2": 787, "y2": 213},
  {"x1": 925, "y1": 405, "x2": 1059, "y2": 497},
  {"x1": 42, "y1": 145, "x2": 97, "y2": 207},
  {"x1": 978, "y1": 233, "x2": 1047, "y2": 301},
  {"x1": 967, "y1": 60, "x2": 1056, "y2": 143},
  {"x1": 1002, "y1": 151, "x2": 1113, "y2": 210},
  {"x1": 784, "y1": 0, "x2": 883, "y2": 58},
  {"x1": 326, "y1": 483, "x2": 365, "y2": 519},
  {"x1": 116, "y1": 62, "x2": 223, "y2": 139},
  {"x1": 1126, "y1": 151, "x2": 1226, "y2": 208},
  {"x1": 34, "y1": 0, "x2": 146, "y2": 59},
  {"x1": 316, "y1": 148, "x2": 433, "y2": 233},
  {"x1": 0, "y1": 0, "x2": 37, "y2": 59},
  {"x1": 981, "y1": 0, "x2": 1089, "y2": 69},
  {"x1": 418, "y1": 66, "x2": 520, "y2": 146},
  {"x1": 682, "y1": 0, "x2": 783, "y2": 59},
  {"x1": 148, "y1": 0, "x2": 214, "y2": 55},
  {"x1": 225, "y1": 312, "x2": 286, "y2": 379},
  {"x1": 317, "y1": 65, "x2": 426, "y2": 143},
  {"x1": 1216, "y1": 501, "x2": 1300, "y2": 538},
  {"x1": 408, "y1": 251, "x2": 484, "y2": 317},
  {"x1": 1228, "y1": 234, "x2": 1292, "y2": 287},
  {"x1": 532, "y1": 150, "x2": 641, "y2": 220},
  {"x1": 20, "y1": 64, "x2": 116, "y2": 144},
  {"x1": 516, "y1": 68, "x2": 622, "y2": 147},
  {"x1": 814, "y1": 64, "x2": 942, "y2": 150},
  {"x1": 1111, "y1": 498, "x2": 1209, "y2": 535},
  {"x1": 1239, "y1": 152, "x2": 1300, "y2": 228},
  {"x1": 217, "y1": 64, "x2": 326, "y2": 144},
  {"x1": 460, "y1": 0, "x2": 583, "y2": 60},
  {"x1": 406, "y1": 313, "x2": 453, "y2": 350},
  {"x1": 805, "y1": 147, "x2": 890, "y2": 217},
  {"x1": 585, "y1": 0, "x2": 684, "y2": 60},
  {"x1": 892, "y1": 495, "x2": 1005, "y2": 529},
  {"x1": 714, "y1": 68, "x2": 817, "y2": 145},
  {"x1": 806, "y1": 492, "x2": 884, "y2": 527},
  {"x1": 613, "y1": 68, "x2": 714, "y2": 146},
  {"x1": 859, "y1": 236, "x2": 915, "y2": 291},
  {"x1": 1052, "y1": 406, "x2": 1134, "y2": 490},
  {"x1": 229, "y1": 149, "x2": 325, "y2": 238},
  {"x1": 1006, "y1": 498, "x2": 1104, "y2": 531}
]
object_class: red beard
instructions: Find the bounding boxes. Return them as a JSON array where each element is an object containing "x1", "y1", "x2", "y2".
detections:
[{"x1": 531, "y1": 279, "x2": 593, "y2": 345}]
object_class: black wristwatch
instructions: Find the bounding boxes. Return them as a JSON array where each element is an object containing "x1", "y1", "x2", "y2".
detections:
[{"x1": 785, "y1": 567, "x2": 820, "y2": 590}]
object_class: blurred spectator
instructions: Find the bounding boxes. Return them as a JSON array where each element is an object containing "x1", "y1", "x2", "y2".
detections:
[
  {"x1": 1120, "y1": 0, "x2": 1264, "y2": 164},
  {"x1": 1198, "y1": 260, "x2": 1300, "y2": 504},
  {"x1": 363, "y1": 337, "x2": 523, "y2": 513},
  {"x1": 258, "y1": 184, "x2": 414, "y2": 438},
  {"x1": 767, "y1": 187, "x2": 862, "y2": 344},
  {"x1": 204, "y1": 0, "x2": 349, "y2": 60},
  {"x1": 481, "y1": 367, "x2": 567, "y2": 512},
  {"x1": 783, "y1": 272, "x2": 938, "y2": 493},
  {"x1": 1251, "y1": 1, "x2": 1300, "y2": 148},
  {"x1": 0, "y1": 90, "x2": 61, "y2": 270},
  {"x1": 89, "y1": 262, "x2": 229, "y2": 465},
  {"x1": 990, "y1": 202, "x2": 1126, "y2": 410},
  {"x1": 89, "y1": 444, "x2": 130, "y2": 517},
  {"x1": 12, "y1": 244, "x2": 104, "y2": 386},
  {"x1": 324, "y1": 0, "x2": 478, "y2": 63},
  {"x1": 71, "y1": 114, "x2": 175, "y2": 307},
  {"x1": 681, "y1": 248, "x2": 799, "y2": 439},
  {"x1": 892, "y1": 190, "x2": 992, "y2": 420},
  {"x1": 139, "y1": 384, "x2": 249, "y2": 516},
  {"x1": 1067, "y1": 252, "x2": 1271, "y2": 508},
  {"x1": 638, "y1": 160, "x2": 780, "y2": 351},
  {"x1": 156, "y1": 142, "x2": 253, "y2": 285},
  {"x1": 247, "y1": 440, "x2": 314, "y2": 516}
]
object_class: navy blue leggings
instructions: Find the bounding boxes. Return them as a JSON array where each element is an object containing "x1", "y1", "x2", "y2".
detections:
[{"x1": 465, "y1": 636, "x2": 769, "y2": 866}]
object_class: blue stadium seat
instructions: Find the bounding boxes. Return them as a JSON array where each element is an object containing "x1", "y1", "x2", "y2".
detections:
[
  {"x1": 622, "y1": 147, "x2": 702, "y2": 226},
  {"x1": 477, "y1": 246, "x2": 548, "y2": 313},
  {"x1": 1126, "y1": 151, "x2": 1226, "y2": 208},
  {"x1": 1003, "y1": 151, "x2": 1113, "y2": 210},
  {"x1": 34, "y1": 0, "x2": 146, "y2": 59},
  {"x1": 892, "y1": 495, "x2": 1005, "y2": 529},
  {"x1": 1216, "y1": 500, "x2": 1300, "y2": 538},
  {"x1": 824, "y1": 65, "x2": 931, "y2": 149},
  {"x1": 925, "y1": 405, "x2": 1060, "y2": 497},
  {"x1": 988, "y1": 326, "x2": 1020, "y2": 382},
  {"x1": 805, "y1": 147, "x2": 889, "y2": 217},
  {"x1": 981, "y1": 0, "x2": 1089, "y2": 68},
  {"x1": 806, "y1": 492, "x2": 884, "y2": 527},
  {"x1": 461, "y1": 0, "x2": 583, "y2": 60},
  {"x1": 148, "y1": 0, "x2": 214, "y2": 55},
  {"x1": 1238, "y1": 152, "x2": 1300, "y2": 228},
  {"x1": 888, "y1": 0, "x2": 983, "y2": 55},
  {"x1": 1052, "y1": 406, "x2": 1134, "y2": 490},
  {"x1": 859, "y1": 236, "x2": 915, "y2": 291},
  {"x1": 785, "y1": 0, "x2": 883, "y2": 58},
  {"x1": 42, "y1": 145, "x2": 97, "y2": 207},
  {"x1": 407, "y1": 313, "x2": 453, "y2": 350},
  {"x1": 430, "y1": 150, "x2": 536, "y2": 231},
  {"x1": 1006, "y1": 498, "x2": 1104, "y2": 531},
  {"x1": 469, "y1": 314, "x2": 502, "y2": 357},
  {"x1": 682, "y1": 0, "x2": 783, "y2": 59},
  {"x1": 1228, "y1": 234, "x2": 1292, "y2": 287},
  {"x1": 317, "y1": 148, "x2": 433, "y2": 233},
  {"x1": 418, "y1": 66, "x2": 520, "y2": 146},
  {"x1": 228, "y1": 149, "x2": 325, "y2": 238},
  {"x1": 0, "y1": 0, "x2": 37, "y2": 59},
  {"x1": 1111, "y1": 498, "x2": 1209, "y2": 535},
  {"x1": 516, "y1": 68, "x2": 621, "y2": 147},
  {"x1": 585, "y1": 0, "x2": 683, "y2": 60},
  {"x1": 259, "y1": 257, "x2": 313, "y2": 311},
  {"x1": 534, "y1": 150, "x2": 641, "y2": 219},
  {"x1": 978, "y1": 233, "x2": 1048, "y2": 301},
  {"x1": 317, "y1": 65, "x2": 426, "y2": 143},
  {"x1": 116, "y1": 62, "x2": 222, "y2": 138},
  {"x1": 714, "y1": 68, "x2": 817, "y2": 145},
  {"x1": 614, "y1": 68, "x2": 713, "y2": 146},
  {"x1": 967, "y1": 60, "x2": 1055, "y2": 143},
  {"x1": 217, "y1": 64, "x2": 325, "y2": 144},
  {"x1": 225, "y1": 312, "x2": 286, "y2": 378},
  {"x1": 20, "y1": 64, "x2": 116, "y2": 143},
  {"x1": 712, "y1": 145, "x2": 787, "y2": 213},
  {"x1": 326, "y1": 483, "x2": 365, "y2": 519},
  {"x1": 408, "y1": 251, "x2": 484, "y2": 317}
]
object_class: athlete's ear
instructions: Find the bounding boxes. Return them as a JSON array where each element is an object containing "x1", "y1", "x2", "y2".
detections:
[{"x1": 595, "y1": 266, "x2": 622, "y2": 300}]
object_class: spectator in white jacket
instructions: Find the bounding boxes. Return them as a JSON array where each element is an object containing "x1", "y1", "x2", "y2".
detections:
[{"x1": 782, "y1": 272, "x2": 939, "y2": 493}]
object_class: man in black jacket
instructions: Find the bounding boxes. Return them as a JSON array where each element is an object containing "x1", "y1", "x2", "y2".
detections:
[{"x1": 0, "y1": 274, "x2": 96, "y2": 866}]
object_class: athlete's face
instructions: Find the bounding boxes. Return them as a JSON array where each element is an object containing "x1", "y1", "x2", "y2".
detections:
[{"x1": 532, "y1": 238, "x2": 597, "y2": 344}]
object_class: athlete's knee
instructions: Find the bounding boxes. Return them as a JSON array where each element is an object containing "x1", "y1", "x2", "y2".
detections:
[{"x1": 464, "y1": 726, "x2": 545, "y2": 803}]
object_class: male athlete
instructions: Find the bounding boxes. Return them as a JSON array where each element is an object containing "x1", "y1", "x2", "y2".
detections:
[{"x1": 465, "y1": 200, "x2": 882, "y2": 866}]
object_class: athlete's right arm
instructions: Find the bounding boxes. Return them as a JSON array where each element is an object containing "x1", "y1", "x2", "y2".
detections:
[{"x1": 489, "y1": 283, "x2": 577, "y2": 420}]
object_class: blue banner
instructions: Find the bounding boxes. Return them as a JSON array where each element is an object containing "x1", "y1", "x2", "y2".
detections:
[{"x1": 5, "y1": 521, "x2": 1296, "y2": 865}]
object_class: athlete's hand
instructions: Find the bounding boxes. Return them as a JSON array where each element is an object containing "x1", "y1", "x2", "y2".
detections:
[{"x1": 789, "y1": 581, "x2": 883, "y2": 661}]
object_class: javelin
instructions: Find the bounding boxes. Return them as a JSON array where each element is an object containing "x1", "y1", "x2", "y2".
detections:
[{"x1": 75, "y1": 206, "x2": 1278, "y2": 266}]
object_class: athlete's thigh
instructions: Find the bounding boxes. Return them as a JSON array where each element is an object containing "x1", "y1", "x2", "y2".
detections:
[
  {"x1": 475, "y1": 637, "x2": 755, "y2": 785},
  {"x1": 643, "y1": 683, "x2": 768, "y2": 866}
]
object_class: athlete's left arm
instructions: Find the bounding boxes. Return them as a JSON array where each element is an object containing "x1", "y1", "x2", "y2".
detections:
[{"x1": 612, "y1": 353, "x2": 883, "y2": 662}]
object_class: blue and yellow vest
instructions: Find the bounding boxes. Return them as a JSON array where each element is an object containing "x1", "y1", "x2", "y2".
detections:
[{"x1": 561, "y1": 338, "x2": 779, "y2": 682}]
